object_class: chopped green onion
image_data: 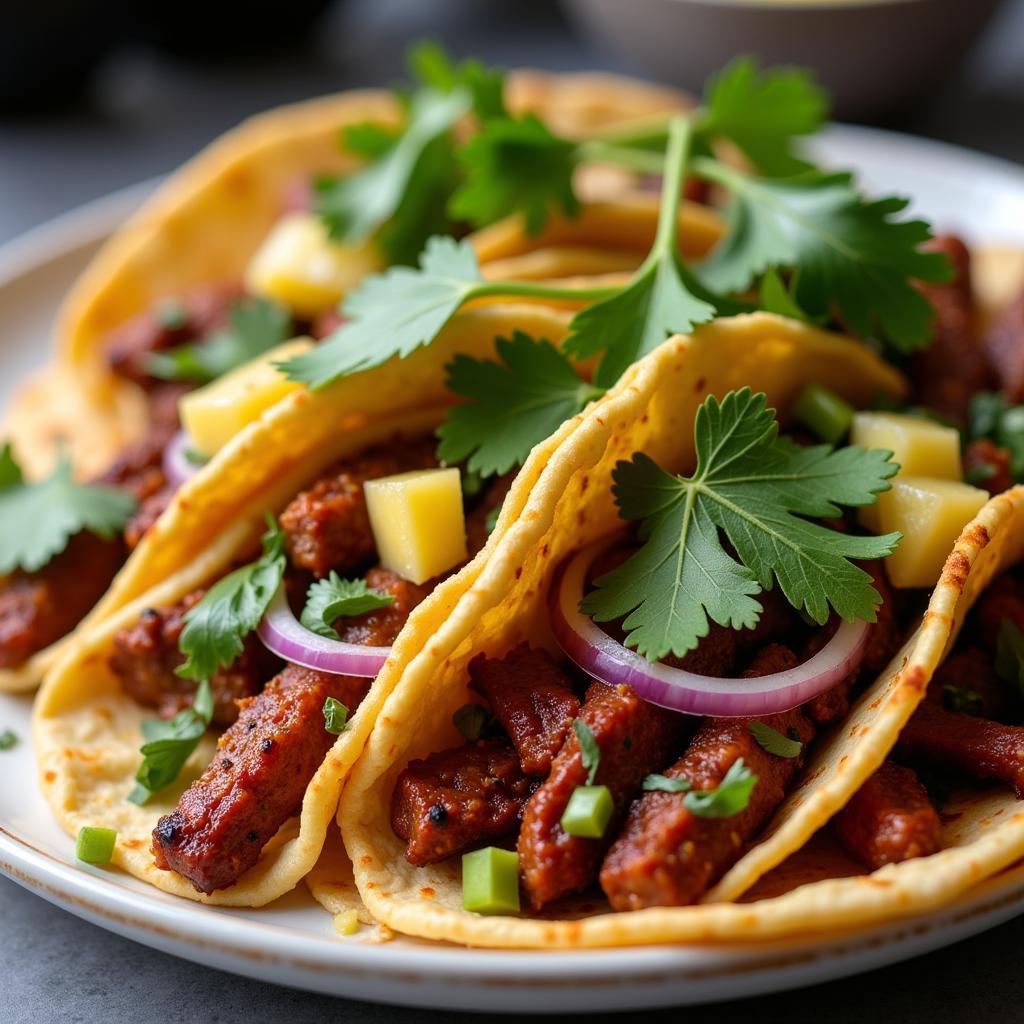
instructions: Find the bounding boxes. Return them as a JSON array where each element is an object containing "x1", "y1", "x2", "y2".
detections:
[
  {"x1": 333, "y1": 910, "x2": 360, "y2": 936},
  {"x1": 75, "y1": 826, "x2": 117, "y2": 864},
  {"x1": 560, "y1": 785, "x2": 614, "y2": 838},
  {"x1": 452, "y1": 703, "x2": 491, "y2": 742},
  {"x1": 0, "y1": 728, "x2": 16, "y2": 751},
  {"x1": 323, "y1": 697, "x2": 349, "y2": 735},
  {"x1": 793, "y1": 383, "x2": 855, "y2": 444},
  {"x1": 461, "y1": 846, "x2": 520, "y2": 915}
]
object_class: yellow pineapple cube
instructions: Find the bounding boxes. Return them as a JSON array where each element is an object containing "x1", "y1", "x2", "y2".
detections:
[{"x1": 364, "y1": 468, "x2": 467, "y2": 585}]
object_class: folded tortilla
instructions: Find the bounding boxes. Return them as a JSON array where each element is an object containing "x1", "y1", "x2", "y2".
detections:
[{"x1": 334, "y1": 313, "x2": 1024, "y2": 947}]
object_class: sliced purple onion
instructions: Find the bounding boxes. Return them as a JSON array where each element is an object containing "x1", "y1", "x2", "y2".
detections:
[
  {"x1": 257, "y1": 587, "x2": 389, "y2": 678},
  {"x1": 162, "y1": 430, "x2": 201, "y2": 489},
  {"x1": 550, "y1": 540, "x2": 871, "y2": 718}
]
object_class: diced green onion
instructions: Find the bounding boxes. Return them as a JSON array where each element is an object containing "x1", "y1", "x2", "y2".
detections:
[
  {"x1": 793, "y1": 383, "x2": 854, "y2": 444},
  {"x1": 333, "y1": 910, "x2": 360, "y2": 936},
  {"x1": 560, "y1": 785, "x2": 614, "y2": 838},
  {"x1": 323, "y1": 697, "x2": 349, "y2": 735},
  {"x1": 75, "y1": 826, "x2": 117, "y2": 864},
  {"x1": 461, "y1": 847, "x2": 520, "y2": 915}
]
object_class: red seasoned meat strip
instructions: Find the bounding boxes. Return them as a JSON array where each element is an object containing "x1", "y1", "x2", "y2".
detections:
[
  {"x1": 963, "y1": 439, "x2": 1014, "y2": 495},
  {"x1": 983, "y1": 286, "x2": 1024, "y2": 401},
  {"x1": 0, "y1": 532, "x2": 125, "y2": 669},
  {"x1": 599, "y1": 646, "x2": 815, "y2": 910},
  {"x1": 909, "y1": 236, "x2": 994, "y2": 425},
  {"x1": 279, "y1": 440, "x2": 437, "y2": 578},
  {"x1": 973, "y1": 572, "x2": 1024, "y2": 652},
  {"x1": 861, "y1": 560, "x2": 902, "y2": 675},
  {"x1": 152, "y1": 665, "x2": 369, "y2": 894},
  {"x1": 391, "y1": 738, "x2": 534, "y2": 866},
  {"x1": 106, "y1": 283, "x2": 242, "y2": 389},
  {"x1": 833, "y1": 761, "x2": 941, "y2": 870},
  {"x1": 332, "y1": 567, "x2": 433, "y2": 647},
  {"x1": 898, "y1": 699, "x2": 1024, "y2": 796},
  {"x1": 469, "y1": 645, "x2": 581, "y2": 776},
  {"x1": 927, "y1": 647, "x2": 1016, "y2": 721},
  {"x1": 109, "y1": 591, "x2": 280, "y2": 725},
  {"x1": 518, "y1": 680, "x2": 683, "y2": 909}
]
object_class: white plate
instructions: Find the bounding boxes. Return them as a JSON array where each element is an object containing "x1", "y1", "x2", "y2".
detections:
[{"x1": 3, "y1": 125, "x2": 1024, "y2": 1014}]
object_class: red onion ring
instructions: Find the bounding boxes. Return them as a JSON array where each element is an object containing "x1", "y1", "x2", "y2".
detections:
[
  {"x1": 257, "y1": 586, "x2": 389, "y2": 678},
  {"x1": 162, "y1": 430, "x2": 201, "y2": 489},
  {"x1": 550, "y1": 540, "x2": 871, "y2": 718}
]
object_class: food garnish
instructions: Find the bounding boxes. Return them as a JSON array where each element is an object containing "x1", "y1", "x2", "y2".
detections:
[
  {"x1": 301, "y1": 573, "x2": 395, "y2": 641},
  {"x1": 0, "y1": 729, "x2": 17, "y2": 750},
  {"x1": 995, "y1": 619, "x2": 1024, "y2": 697},
  {"x1": 574, "y1": 719, "x2": 601, "y2": 785},
  {"x1": 583, "y1": 389, "x2": 899, "y2": 661},
  {"x1": 75, "y1": 826, "x2": 118, "y2": 864},
  {"x1": 793, "y1": 383, "x2": 854, "y2": 445},
  {"x1": 0, "y1": 443, "x2": 136, "y2": 574},
  {"x1": 452, "y1": 703, "x2": 493, "y2": 742},
  {"x1": 148, "y1": 296, "x2": 293, "y2": 384},
  {"x1": 560, "y1": 785, "x2": 614, "y2": 839},
  {"x1": 748, "y1": 722, "x2": 803, "y2": 759},
  {"x1": 127, "y1": 680, "x2": 214, "y2": 804},
  {"x1": 643, "y1": 758, "x2": 759, "y2": 819},
  {"x1": 461, "y1": 846, "x2": 521, "y2": 915},
  {"x1": 322, "y1": 697, "x2": 350, "y2": 736}
]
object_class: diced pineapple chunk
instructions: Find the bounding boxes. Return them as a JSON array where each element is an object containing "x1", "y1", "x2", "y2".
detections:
[
  {"x1": 244, "y1": 212, "x2": 383, "y2": 318},
  {"x1": 333, "y1": 910, "x2": 360, "y2": 936},
  {"x1": 364, "y1": 468, "x2": 468, "y2": 585},
  {"x1": 179, "y1": 338, "x2": 313, "y2": 458},
  {"x1": 852, "y1": 412, "x2": 963, "y2": 531},
  {"x1": 876, "y1": 476, "x2": 988, "y2": 589}
]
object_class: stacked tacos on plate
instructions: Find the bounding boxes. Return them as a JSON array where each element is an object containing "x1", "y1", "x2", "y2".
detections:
[
  {"x1": 18, "y1": 47, "x2": 1024, "y2": 941},
  {"x1": 0, "y1": 52, "x2": 720, "y2": 695}
]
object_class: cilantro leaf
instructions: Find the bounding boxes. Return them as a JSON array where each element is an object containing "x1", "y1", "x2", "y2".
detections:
[
  {"x1": 748, "y1": 722, "x2": 802, "y2": 758},
  {"x1": 300, "y1": 572, "x2": 395, "y2": 641},
  {"x1": 406, "y1": 41, "x2": 506, "y2": 121},
  {"x1": 0, "y1": 445, "x2": 136, "y2": 574},
  {"x1": 996, "y1": 619, "x2": 1024, "y2": 698},
  {"x1": 575, "y1": 719, "x2": 601, "y2": 786},
  {"x1": 437, "y1": 333, "x2": 604, "y2": 477},
  {"x1": 968, "y1": 392, "x2": 1024, "y2": 481},
  {"x1": 450, "y1": 114, "x2": 579, "y2": 234},
  {"x1": 0, "y1": 729, "x2": 17, "y2": 751},
  {"x1": 127, "y1": 680, "x2": 214, "y2": 804},
  {"x1": 176, "y1": 515, "x2": 286, "y2": 681},
  {"x1": 582, "y1": 389, "x2": 900, "y2": 660},
  {"x1": 281, "y1": 235, "x2": 485, "y2": 387},
  {"x1": 643, "y1": 759, "x2": 759, "y2": 818},
  {"x1": 564, "y1": 117, "x2": 718, "y2": 386},
  {"x1": 760, "y1": 268, "x2": 812, "y2": 322},
  {"x1": 323, "y1": 697, "x2": 350, "y2": 735},
  {"x1": 147, "y1": 297, "x2": 292, "y2": 383},
  {"x1": 698, "y1": 58, "x2": 827, "y2": 177},
  {"x1": 694, "y1": 161, "x2": 953, "y2": 352}
]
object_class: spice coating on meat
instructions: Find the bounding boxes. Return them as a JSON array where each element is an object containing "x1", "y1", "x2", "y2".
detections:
[
  {"x1": 833, "y1": 761, "x2": 941, "y2": 870},
  {"x1": 0, "y1": 532, "x2": 125, "y2": 669},
  {"x1": 110, "y1": 591, "x2": 280, "y2": 725},
  {"x1": 898, "y1": 699, "x2": 1024, "y2": 797},
  {"x1": 518, "y1": 681, "x2": 683, "y2": 909},
  {"x1": 152, "y1": 665, "x2": 369, "y2": 894},
  {"x1": 469, "y1": 645, "x2": 581, "y2": 776},
  {"x1": 662, "y1": 621, "x2": 738, "y2": 676},
  {"x1": 333, "y1": 567, "x2": 433, "y2": 647},
  {"x1": 963, "y1": 439, "x2": 1014, "y2": 495},
  {"x1": 928, "y1": 647, "x2": 1016, "y2": 721},
  {"x1": 983, "y1": 285, "x2": 1024, "y2": 402},
  {"x1": 599, "y1": 647, "x2": 814, "y2": 911},
  {"x1": 391, "y1": 738, "x2": 535, "y2": 866},
  {"x1": 280, "y1": 441, "x2": 437, "y2": 578},
  {"x1": 973, "y1": 572, "x2": 1024, "y2": 652},
  {"x1": 910, "y1": 236, "x2": 994, "y2": 425},
  {"x1": 106, "y1": 283, "x2": 242, "y2": 389}
]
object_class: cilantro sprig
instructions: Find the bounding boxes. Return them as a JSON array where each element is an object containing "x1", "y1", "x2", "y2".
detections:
[
  {"x1": 643, "y1": 758, "x2": 759, "y2": 819},
  {"x1": 300, "y1": 573, "x2": 395, "y2": 641},
  {"x1": 0, "y1": 443, "x2": 136, "y2": 574},
  {"x1": 147, "y1": 297, "x2": 292, "y2": 383},
  {"x1": 748, "y1": 722, "x2": 803, "y2": 759},
  {"x1": 575, "y1": 719, "x2": 601, "y2": 785},
  {"x1": 582, "y1": 389, "x2": 901, "y2": 661},
  {"x1": 176, "y1": 515, "x2": 286, "y2": 681},
  {"x1": 128, "y1": 680, "x2": 214, "y2": 804}
]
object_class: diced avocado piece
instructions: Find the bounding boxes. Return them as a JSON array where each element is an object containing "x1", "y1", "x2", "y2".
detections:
[
  {"x1": 875, "y1": 476, "x2": 988, "y2": 588},
  {"x1": 462, "y1": 847, "x2": 521, "y2": 915},
  {"x1": 179, "y1": 337, "x2": 313, "y2": 458},
  {"x1": 75, "y1": 826, "x2": 117, "y2": 864},
  {"x1": 245, "y1": 212, "x2": 383, "y2": 318},
  {"x1": 364, "y1": 467, "x2": 467, "y2": 585},
  {"x1": 560, "y1": 785, "x2": 614, "y2": 838}
]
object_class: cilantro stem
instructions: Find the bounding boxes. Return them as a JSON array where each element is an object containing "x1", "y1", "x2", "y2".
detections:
[
  {"x1": 576, "y1": 140, "x2": 667, "y2": 176},
  {"x1": 649, "y1": 116, "x2": 692, "y2": 260}
]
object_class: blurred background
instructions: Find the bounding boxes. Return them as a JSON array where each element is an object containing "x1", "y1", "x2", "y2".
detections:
[{"x1": 1, "y1": 0, "x2": 1023, "y2": 244}]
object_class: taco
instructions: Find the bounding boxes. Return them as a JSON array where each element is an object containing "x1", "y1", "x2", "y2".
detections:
[
  {"x1": 334, "y1": 312, "x2": 1024, "y2": 947},
  {"x1": 0, "y1": 56, "x2": 721, "y2": 695}
]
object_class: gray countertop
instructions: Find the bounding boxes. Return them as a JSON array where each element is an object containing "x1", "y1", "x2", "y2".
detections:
[{"x1": 4, "y1": 1, "x2": 1024, "y2": 1020}]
